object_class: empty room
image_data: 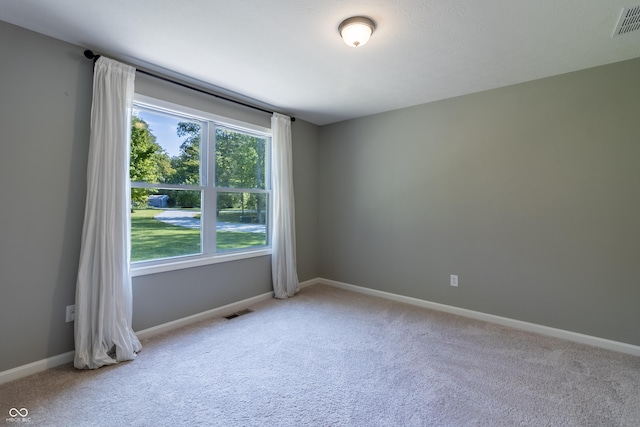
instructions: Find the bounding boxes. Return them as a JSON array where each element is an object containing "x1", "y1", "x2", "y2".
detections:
[{"x1": 1, "y1": 1, "x2": 639, "y2": 425}]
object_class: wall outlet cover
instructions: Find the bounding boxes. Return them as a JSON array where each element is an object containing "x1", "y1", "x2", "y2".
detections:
[
  {"x1": 450, "y1": 275, "x2": 459, "y2": 287},
  {"x1": 66, "y1": 305, "x2": 75, "y2": 323}
]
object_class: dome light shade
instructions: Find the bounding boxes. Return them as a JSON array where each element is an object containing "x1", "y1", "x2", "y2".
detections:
[{"x1": 339, "y1": 16, "x2": 376, "y2": 48}]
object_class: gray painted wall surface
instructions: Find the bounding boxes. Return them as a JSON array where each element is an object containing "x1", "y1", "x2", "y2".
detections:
[
  {"x1": 318, "y1": 58, "x2": 640, "y2": 346},
  {"x1": 291, "y1": 119, "x2": 320, "y2": 281},
  {"x1": 0, "y1": 21, "x2": 320, "y2": 372},
  {"x1": 132, "y1": 257, "x2": 272, "y2": 332},
  {"x1": 0, "y1": 22, "x2": 92, "y2": 373}
]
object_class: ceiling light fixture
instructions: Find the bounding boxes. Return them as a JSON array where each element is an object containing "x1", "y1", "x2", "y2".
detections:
[{"x1": 339, "y1": 16, "x2": 376, "y2": 48}]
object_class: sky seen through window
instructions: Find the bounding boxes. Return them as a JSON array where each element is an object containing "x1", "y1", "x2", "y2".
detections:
[{"x1": 135, "y1": 109, "x2": 185, "y2": 158}]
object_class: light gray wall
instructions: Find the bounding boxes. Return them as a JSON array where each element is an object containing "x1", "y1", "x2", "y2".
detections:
[
  {"x1": 318, "y1": 57, "x2": 640, "y2": 346},
  {"x1": 291, "y1": 119, "x2": 320, "y2": 281},
  {"x1": 0, "y1": 21, "x2": 92, "y2": 373},
  {"x1": 0, "y1": 21, "x2": 320, "y2": 372},
  {"x1": 133, "y1": 257, "x2": 272, "y2": 331}
]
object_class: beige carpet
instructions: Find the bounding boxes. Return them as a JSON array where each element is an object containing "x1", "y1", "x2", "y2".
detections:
[{"x1": 1, "y1": 284, "x2": 639, "y2": 426}]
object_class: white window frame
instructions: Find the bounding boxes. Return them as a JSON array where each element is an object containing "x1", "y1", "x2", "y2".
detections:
[{"x1": 130, "y1": 94, "x2": 272, "y2": 277}]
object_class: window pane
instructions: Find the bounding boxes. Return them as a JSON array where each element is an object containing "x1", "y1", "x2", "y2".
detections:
[
  {"x1": 130, "y1": 97, "x2": 272, "y2": 269},
  {"x1": 217, "y1": 192, "x2": 267, "y2": 251},
  {"x1": 215, "y1": 127, "x2": 266, "y2": 189},
  {"x1": 131, "y1": 190, "x2": 202, "y2": 262},
  {"x1": 132, "y1": 108, "x2": 202, "y2": 186}
]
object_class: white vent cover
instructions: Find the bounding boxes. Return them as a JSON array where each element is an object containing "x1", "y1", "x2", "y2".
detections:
[{"x1": 613, "y1": 6, "x2": 640, "y2": 37}]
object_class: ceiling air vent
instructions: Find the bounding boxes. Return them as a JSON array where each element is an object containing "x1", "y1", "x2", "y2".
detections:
[{"x1": 613, "y1": 6, "x2": 640, "y2": 37}]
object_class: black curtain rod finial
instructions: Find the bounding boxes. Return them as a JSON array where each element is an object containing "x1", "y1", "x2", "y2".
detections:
[
  {"x1": 84, "y1": 49, "x2": 98, "y2": 59},
  {"x1": 84, "y1": 50, "x2": 100, "y2": 64}
]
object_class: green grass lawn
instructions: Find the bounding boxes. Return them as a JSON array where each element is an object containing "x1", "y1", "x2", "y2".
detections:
[{"x1": 131, "y1": 209, "x2": 266, "y2": 262}]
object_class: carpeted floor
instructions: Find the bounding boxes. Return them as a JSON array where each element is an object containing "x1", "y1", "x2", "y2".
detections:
[{"x1": 1, "y1": 284, "x2": 639, "y2": 426}]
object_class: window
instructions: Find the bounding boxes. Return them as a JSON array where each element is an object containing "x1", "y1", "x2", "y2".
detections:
[{"x1": 130, "y1": 95, "x2": 271, "y2": 273}]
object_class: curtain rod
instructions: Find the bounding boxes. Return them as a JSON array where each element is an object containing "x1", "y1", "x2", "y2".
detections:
[{"x1": 83, "y1": 50, "x2": 295, "y2": 122}]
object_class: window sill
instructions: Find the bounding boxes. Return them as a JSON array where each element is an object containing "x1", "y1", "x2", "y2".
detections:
[{"x1": 131, "y1": 248, "x2": 272, "y2": 277}]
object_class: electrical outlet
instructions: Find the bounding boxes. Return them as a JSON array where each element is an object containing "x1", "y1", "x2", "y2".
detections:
[
  {"x1": 66, "y1": 305, "x2": 75, "y2": 323},
  {"x1": 450, "y1": 275, "x2": 458, "y2": 287}
]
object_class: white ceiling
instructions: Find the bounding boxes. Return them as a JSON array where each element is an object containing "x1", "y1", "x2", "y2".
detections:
[{"x1": 1, "y1": 1, "x2": 639, "y2": 125}]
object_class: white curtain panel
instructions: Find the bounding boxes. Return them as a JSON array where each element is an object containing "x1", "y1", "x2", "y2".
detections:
[
  {"x1": 271, "y1": 113, "x2": 300, "y2": 299},
  {"x1": 74, "y1": 57, "x2": 142, "y2": 369}
]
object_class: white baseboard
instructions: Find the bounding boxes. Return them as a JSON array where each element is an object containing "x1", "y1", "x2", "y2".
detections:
[
  {"x1": 0, "y1": 351, "x2": 75, "y2": 385},
  {"x1": 299, "y1": 277, "x2": 322, "y2": 289},
  {"x1": 317, "y1": 278, "x2": 640, "y2": 357},
  {"x1": 5, "y1": 277, "x2": 635, "y2": 386},
  {"x1": 0, "y1": 291, "x2": 275, "y2": 385},
  {"x1": 135, "y1": 279, "x2": 322, "y2": 343},
  {"x1": 134, "y1": 280, "x2": 321, "y2": 342},
  {"x1": 135, "y1": 291, "x2": 274, "y2": 340}
]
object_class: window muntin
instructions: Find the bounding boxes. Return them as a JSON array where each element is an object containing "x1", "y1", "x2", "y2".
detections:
[{"x1": 130, "y1": 98, "x2": 271, "y2": 268}]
